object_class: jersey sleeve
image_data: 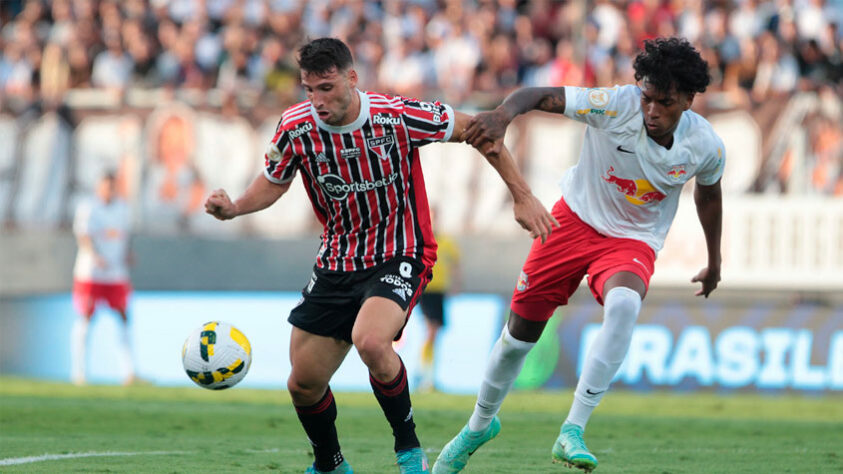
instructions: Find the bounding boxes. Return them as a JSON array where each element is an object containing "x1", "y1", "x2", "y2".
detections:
[
  {"x1": 263, "y1": 122, "x2": 300, "y2": 184},
  {"x1": 695, "y1": 137, "x2": 726, "y2": 186},
  {"x1": 563, "y1": 84, "x2": 640, "y2": 130},
  {"x1": 401, "y1": 98, "x2": 455, "y2": 146}
]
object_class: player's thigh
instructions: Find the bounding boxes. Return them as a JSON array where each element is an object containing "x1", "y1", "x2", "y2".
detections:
[
  {"x1": 353, "y1": 256, "x2": 430, "y2": 344},
  {"x1": 72, "y1": 280, "x2": 97, "y2": 318},
  {"x1": 352, "y1": 296, "x2": 407, "y2": 348},
  {"x1": 586, "y1": 238, "x2": 655, "y2": 304},
  {"x1": 511, "y1": 234, "x2": 588, "y2": 321},
  {"x1": 104, "y1": 282, "x2": 131, "y2": 318},
  {"x1": 288, "y1": 267, "x2": 360, "y2": 343},
  {"x1": 288, "y1": 326, "x2": 352, "y2": 388},
  {"x1": 511, "y1": 197, "x2": 600, "y2": 318}
]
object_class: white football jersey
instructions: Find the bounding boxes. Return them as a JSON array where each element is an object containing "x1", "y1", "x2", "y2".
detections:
[
  {"x1": 73, "y1": 197, "x2": 131, "y2": 283},
  {"x1": 560, "y1": 84, "x2": 725, "y2": 252}
]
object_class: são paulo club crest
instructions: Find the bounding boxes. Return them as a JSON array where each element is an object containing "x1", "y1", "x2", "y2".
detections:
[{"x1": 366, "y1": 134, "x2": 395, "y2": 161}]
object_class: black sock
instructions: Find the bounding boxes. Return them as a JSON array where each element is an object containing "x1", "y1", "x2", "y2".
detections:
[
  {"x1": 294, "y1": 387, "x2": 344, "y2": 471},
  {"x1": 370, "y1": 357, "x2": 420, "y2": 452}
]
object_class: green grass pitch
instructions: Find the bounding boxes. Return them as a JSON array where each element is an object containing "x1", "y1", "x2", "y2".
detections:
[{"x1": 1, "y1": 377, "x2": 841, "y2": 473}]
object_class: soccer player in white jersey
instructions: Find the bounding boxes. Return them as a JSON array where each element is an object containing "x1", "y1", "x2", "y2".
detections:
[
  {"x1": 433, "y1": 37, "x2": 724, "y2": 473},
  {"x1": 71, "y1": 172, "x2": 136, "y2": 386},
  {"x1": 205, "y1": 38, "x2": 556, "y2": 473}
]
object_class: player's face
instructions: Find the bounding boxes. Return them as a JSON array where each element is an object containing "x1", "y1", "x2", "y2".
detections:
[
  {"x1": 301, "y1": 67, "x2": 359, "y2": 126},
  {"x1": 97, "y1": 177, "x2": 116, "y2": 203},
  {"x1": 639, "y1": 81, "x2": 693, "y2": 146}
]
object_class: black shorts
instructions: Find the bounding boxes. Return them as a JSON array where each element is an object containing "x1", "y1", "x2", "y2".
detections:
[
  {"x1": 419, "y1": 291, "x2": 445, "y2": 326},
  {"x1": 288, "y1": 256, "x2": 431, "y2": 343}
]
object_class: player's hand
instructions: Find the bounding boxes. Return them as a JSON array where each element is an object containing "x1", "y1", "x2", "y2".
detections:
[
  {"x1": 691, "y1": 266, "x2": 721, "y2": 298},
  {"x1": 513, "y1": 194, "x2": 559, "y2": 244},
  {"x1": 204, "y1": 189, "x2": 237, "y2": 220},
  {"x1": 464, "y1": 109, "x2": 510, "y2": 156}
]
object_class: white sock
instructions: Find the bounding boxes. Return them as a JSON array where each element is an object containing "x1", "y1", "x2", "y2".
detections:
[
  {"x1": 118, "y1": 320, "x2": 135, "y2": 379},
  {"x1": 468, "y1": 325, "x2": 536, "y2": 431},
  {"x1": 566, "y1": 287, "x2": 641, "y2": 429},
  {"x1": 71, "y1": 317, "x2": 90, "y2": 384}
]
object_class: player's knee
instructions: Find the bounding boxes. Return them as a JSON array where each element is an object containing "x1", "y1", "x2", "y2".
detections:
[
  {"x1": 603, "y1": 287, "x2": 642, "y2": 331},
  {"x1": 286, "y1": 376, "x2": 324, "y2": 403},
  {"x1": 353, "y1": 335, "x2": 390, "y2": 367}
]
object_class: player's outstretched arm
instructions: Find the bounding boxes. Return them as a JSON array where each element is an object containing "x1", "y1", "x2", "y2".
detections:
[
  {"x1": 205, "y1": 174, "x2": 291, "y2": 221},
  {"x1": 451, "y1": 111, "x2": 559, "y2": 243},
  {"x1": 464, "y1": 86, "x2": 567, "y2": 156},
  {"x1": 691, "y1": 179, "x2": 722, "y2": 297}
]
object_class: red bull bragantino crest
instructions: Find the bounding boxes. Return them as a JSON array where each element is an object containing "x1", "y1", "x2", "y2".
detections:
[
  {"x1": 602, "y1": 166, "x2": 666, "y2": 205},
  {"x1": 667, "y1": 165, "x2": 687, "y2": 181},
  {"x1": 516, "y1": 271, "x2": 529, "y2": 291}
]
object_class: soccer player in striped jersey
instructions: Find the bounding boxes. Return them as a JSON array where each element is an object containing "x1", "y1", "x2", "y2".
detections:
[
  {"x1": 434, "y1": 37, "x2": 724, "y2": 473},
  {"x1": 204, "y1": 37, "x2": 556, "y2": 474}
]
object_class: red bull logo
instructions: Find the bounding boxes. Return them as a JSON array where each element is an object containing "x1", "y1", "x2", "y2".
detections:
[
  {"x1": 603, "y1": 167, "x2": 666, "y2": 205},
  {"x1": 516, "y1": 271, "x2": 529, "y2": 292},
  {"x1": 667, "y1": 165, "x2": 687, "y2": 181}
]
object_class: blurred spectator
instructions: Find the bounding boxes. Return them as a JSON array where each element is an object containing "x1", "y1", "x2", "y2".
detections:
[
  {"x1": 91, "y1": 32, "x2": 132, "y2": 90},
  {"x1": 0, "y1": 0, "x2": 841, "y2": 232},
  {"x1": 142, "y1": 109, "x2": 205, "y2": 233},
  {"x1": 548, "y1": 39, "x2": 584, "y2": 87},
  {"x1": 1, "y1": 0, "x2": 838, "y2": 107},
  {"x1": 752, "y1": 32, "x2": 800, "y2": 102},
  {"x1": 40, "y1": 42, "x2": 69, "y2": 104},
  {"x1": 378, "y1": 37, "x2": 430, "y2": 99},
  {"x1": 66, "y1": 40, "x2": 93, "y2": 87}
]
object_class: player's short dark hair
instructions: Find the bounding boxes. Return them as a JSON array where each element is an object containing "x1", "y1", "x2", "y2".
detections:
[
  {"x1": 297, "y1": 38, "x2": 353, "y2": 75},
  {"x1": 633, "y1": 37, "x2": 710, "y2": 96}
]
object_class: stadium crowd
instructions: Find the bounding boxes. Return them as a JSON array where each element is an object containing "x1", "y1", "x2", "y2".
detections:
[
  {"x1": 0, "y1": 0, "x2": 841, "y2": 231},
  {"x1": 2, "y1": 0, "x2": 841, "y2": 108}
]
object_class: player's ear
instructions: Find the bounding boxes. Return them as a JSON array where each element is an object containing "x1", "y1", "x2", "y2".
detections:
[
  {"x1": 683, "y1": 92, "x2": 695, "y2": 110},
  {"x1": 347, "y1": 68, "x2": 358, "y2": 89}
]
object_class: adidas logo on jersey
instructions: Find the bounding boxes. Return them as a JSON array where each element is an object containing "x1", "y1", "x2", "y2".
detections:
[
  {"x1": 316, "y1": 153, "x2": 329, "y2": 163},
  {"x1": 392, "y1": 288, "x2": 408, "y2": 301},
  {"x1": 382, "y1": 273, "x2": 413, "y2": 301}
]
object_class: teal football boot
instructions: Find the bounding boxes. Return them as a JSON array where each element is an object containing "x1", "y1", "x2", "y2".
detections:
[
  {"x1": 432, "y1": 416, "x2": 501, "y2": 473},
  {"x1": 552, "y1": 423, "x2": 597, "y2": 472}
]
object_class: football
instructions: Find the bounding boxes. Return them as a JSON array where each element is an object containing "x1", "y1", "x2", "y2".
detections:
[{"x1": 182, "y1": 321, "x2": 252, "y2": 390}]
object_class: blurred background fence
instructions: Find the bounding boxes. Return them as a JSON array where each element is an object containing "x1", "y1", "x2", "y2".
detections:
[{"x1": 1, "y1": 93, "x2": 841, "y2": 293}]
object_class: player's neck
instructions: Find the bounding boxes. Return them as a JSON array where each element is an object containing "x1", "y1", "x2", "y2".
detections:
[
  {"x1": 338, "y1": 89, "x2": 361, "y2": 126},
  {"x1": 649, "y1": 133, "x2": 674, "y2": 149}
]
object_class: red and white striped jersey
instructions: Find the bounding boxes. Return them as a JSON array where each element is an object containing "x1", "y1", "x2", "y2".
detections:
[{"x1": 264, "y1": 89, "x2": 455, "y2": 271}]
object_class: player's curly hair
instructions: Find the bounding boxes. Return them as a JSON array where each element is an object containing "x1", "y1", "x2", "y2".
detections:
[
  {"x1": 298, "y1": 38, "x2": 354, "y2": 75},
  {"x1": 633, "y1": 37, "x2": 710, "y2": 95}
]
